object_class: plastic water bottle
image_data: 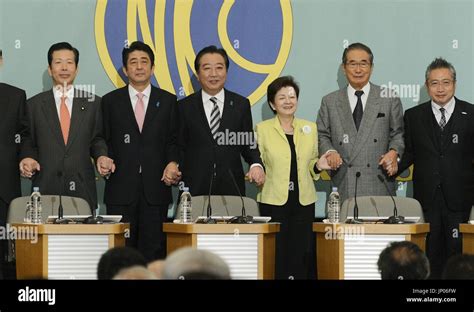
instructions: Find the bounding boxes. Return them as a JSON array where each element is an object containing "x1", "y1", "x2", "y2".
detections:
[
  {"x1": 27, "y1": 187, "x2": 42, "y2": 224},
  {"x1": 177, "y1": 187, "x2": 192, "y2": 223},
  {"x1": 327, "y1": 187, "x2": 340, "y2": 223}
]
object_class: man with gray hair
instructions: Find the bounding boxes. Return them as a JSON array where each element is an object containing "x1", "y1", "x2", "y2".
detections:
[
  {"x1": 399, "y1": 58, "x2": 474, "y2": 278},
  {"x1": 162, "y1": 247, "x2": 231, "y2": 279}
]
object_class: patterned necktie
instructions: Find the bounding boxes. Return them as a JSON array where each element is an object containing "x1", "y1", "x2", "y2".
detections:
[
  {"x1": 59, "y1": 96, "x2": 70, "y2": 145},
  {"x1": 135, "y1": 93, "x2": 145, "y2": 132},
  {"x1": 209, "y1": 97, "x2": 220, "y2": 139},
  {"x1": 353, "y1": 90, "x2": 364, "y2": 131},
  {"x1": 439, "y1": 107, "x2": 446, "y2": 130}
]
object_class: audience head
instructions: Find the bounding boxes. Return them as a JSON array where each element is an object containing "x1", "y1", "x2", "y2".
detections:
[
  {"x1": 162, "y1": 247, "x2": 231, "y2": 280},
  {"x1": 377, "y1": 241, "x2": 430, "y2": 280},
  {"x1": 97, "y1": 246, "x2": 147, "y2": 280},
  {"x1": 442, "y1": 254, "x2": 474, "y2": 279},
  {"x1": 113, "y1": 265, "x2": 157, "y2": 280}
]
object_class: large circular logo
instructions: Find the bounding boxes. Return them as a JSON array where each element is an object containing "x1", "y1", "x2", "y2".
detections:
[{"x1": 95, "y1": 0, "x2": 293, "y2": 104}]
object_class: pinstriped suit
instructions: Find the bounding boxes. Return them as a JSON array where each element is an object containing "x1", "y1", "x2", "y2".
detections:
[
  {"x1": 317, "y1": 83, "x2": 404, "y2": 202},
  {"x1": 20, "y1": 90, "x2": 107, "y2": 209}
]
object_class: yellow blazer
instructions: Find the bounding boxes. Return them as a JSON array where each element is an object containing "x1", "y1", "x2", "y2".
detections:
[{"x1": 256, "y1": 117, "x2": 320, "y2": 205}]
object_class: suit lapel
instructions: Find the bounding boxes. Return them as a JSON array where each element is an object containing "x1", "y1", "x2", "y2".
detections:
[
  {"x1": 66, "y1": 96, "x2": 88, "y2": 150},
  {"x1": 142, "y1": 87, "x2": 161, "y2": 133},
  {"x1": 272, "y1": 116, "x2": 287, "y2": 141},
  {"x1": 336, "y1": 88, "x2": 357, "y2": 152},
  {"x1": 441, "y1": 99, "x2": 464, "y2": 152},
  {"x1": 41, "y1": 90, "x2": 64, "y2": 148},
  {"x1": 349, "y1": 84, "x2": 379, "y2": 162},
  {"x1": 195, "y1": 90, "x2": 214, "y2": 141},
  {"x1": 422, "y1": 102, "x2": 440, "y2": 151},
  {"x1": 220, "y1": 89, "x2": 235, "y2": 133},
  {"x1": 120, "y1": 87, "x2": 140, "y2": 133}
]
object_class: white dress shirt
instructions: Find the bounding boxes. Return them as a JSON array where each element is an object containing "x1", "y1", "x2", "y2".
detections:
[
  {"x1": 129, "y1": 84, "x2": 151, "y2": 112},
  {"x1": 347, "y1": 83, "x2": 371, "y2": 113},
  {"x1": 53, "y1": 86, "x2": 75, "y2": 118},
  {"x1": 431, "y1": 96, "x2": 455, "y2": 125}
]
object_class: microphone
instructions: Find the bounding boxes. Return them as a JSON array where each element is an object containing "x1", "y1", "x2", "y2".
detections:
[
  {"x1": 204, "y1": 164, "x2": 217, "y2": 224},
  {"x1": 79, "y1": 172, "x2": 104, "y2": 224},
  {"x1": 377, "y1": 174, "x2": 405, "y2": 224},
  {"x1": 54, "y1": 156, "x2": 71, "y2": 224},
  {"x1": 346, "y1": 171, "x2": 363, "y2": 224},
  {"x1": 228, "y1": 169, "x2": 253, "y2": 224}
]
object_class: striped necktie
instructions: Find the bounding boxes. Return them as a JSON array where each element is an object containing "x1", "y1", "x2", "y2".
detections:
[
  {"x1": 439, "y1": 107, "x2": 446, "y2": 130},
  {"x1": 209, "y1": 97, "x2": 220, "y2": 139}
]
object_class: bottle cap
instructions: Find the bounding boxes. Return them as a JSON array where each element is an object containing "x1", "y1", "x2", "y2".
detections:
[
  {"x1": 33, "y1": 187, "x2": 40, "y2": 192},
  {"x1": 332, "y1": 186, "x2": 338, "y2": 192}
]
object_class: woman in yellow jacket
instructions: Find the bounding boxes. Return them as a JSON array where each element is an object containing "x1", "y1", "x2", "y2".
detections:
[{"x1": 256, "y1": 76, "x2": 330, "y2": 279}]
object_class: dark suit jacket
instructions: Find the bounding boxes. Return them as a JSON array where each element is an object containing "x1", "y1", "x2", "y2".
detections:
[
  {"x1": 20, "y1": 89, "x2": 107, "y2": 209},
  {"x1": 177, "y1": 89, "x2": 261, "y2": 196},
  {"x1": 399, "y1": 98, "x2": 474, "y2": 212},
  {"x1": 0, "y1": 83, "x2": 27, "y2": 204},
  {"x1": 102, "y1": 85, "x2": 178, "y2": 206}
]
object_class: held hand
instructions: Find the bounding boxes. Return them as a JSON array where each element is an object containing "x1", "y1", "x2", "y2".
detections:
[
  {"x1": 161, "y1": 162, "x2": 182, "y2": 186},
  {"x1": 19, "y1": 158, "x2": 40, "y2": 178},
  {"x1": 326, "y1": 151, "x2": 343, "y2": 170},
  {"x1": 97, "y1": 156, "x2": 115, "y2": 177},
  {"x1": 246, "y1": 166, "x2": 265, "y2": 186},
  {"x1": 316, "y1": 153, "x2": 332, "y2": 171},
  {"x1": 378, "y1": 150, "x2": 398, "y2": 177}
]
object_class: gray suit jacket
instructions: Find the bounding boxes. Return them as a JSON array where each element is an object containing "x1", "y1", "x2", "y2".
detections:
[
  {"x1": 21, "y1": 90, "x2": 107, "y2": 209},
  {"x1": 317, "y1": 83, "x2": 404, "y2": 202}
]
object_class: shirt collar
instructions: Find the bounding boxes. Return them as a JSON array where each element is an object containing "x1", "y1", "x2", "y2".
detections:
[
  {"x1": 347, "y1": 82, "x2": 370, "y2": 98},
  {"x1": 53, "y1": 85, "x2": 75, "y2": 99},
  {"x1": 128, "y1": 84, "x2": 152, "y2": 99},
  {"x1": 202, "y1": 89, "x2": 225, "y2": 104},
  {"x1": 431, "y1": 96, "x2": 455, "y2": 113}
]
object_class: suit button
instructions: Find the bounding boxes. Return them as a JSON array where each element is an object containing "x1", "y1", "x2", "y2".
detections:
[
  {"x1": 367, "y1": 164, "x2": 370, "y2": 167},
  {"x1": 348, "y1": 164, "x2": 352, "y2": 168},
  {"x1": 339, "y1": 141, "x2": 342, "y2": 145},
  {"x1": 374, "y1": 139, "x2": 377, "y2": 143}
]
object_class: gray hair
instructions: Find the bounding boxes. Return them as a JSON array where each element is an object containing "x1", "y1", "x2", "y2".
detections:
[
  {"x1": 425, "y1": 57, "x2": 456, "y2": 82},
  {"x1": 162, "y1": 247, "x2": 231, "y2": 280}
]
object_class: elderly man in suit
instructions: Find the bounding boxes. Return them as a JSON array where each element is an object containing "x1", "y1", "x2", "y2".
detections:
[
  {"x1": 399, "y1": 58, "x2": 474, "y2": 278},
  {"x1": 101, "y1": 41, "x2": 179, "y2": 260},
  {"x1": 317, "y1": 42, "x2": 404, "y2": 203},
  {"x1": 176, "y1": 45, "x2": 264, "y2": 197},
  {"x1": 19, "y1": 42, "x2": 113, "y2": 212},
  {"x1": 0, "y1": 50, "x2": 28, "y2": 278}
]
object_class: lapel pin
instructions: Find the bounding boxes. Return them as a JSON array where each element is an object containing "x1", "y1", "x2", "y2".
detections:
[
  {"x1": 156, "y1": 101, "x2": 160, "y2": 108},
  {"x1": 229, "y1": 100, "x2": 233, "y2": 106},
  {"x1": 461, "y1": 111, "x2": 467, "y2": 115},
  {"x1": 81, "y1": 107, "x2": 85, "y2": 111}
]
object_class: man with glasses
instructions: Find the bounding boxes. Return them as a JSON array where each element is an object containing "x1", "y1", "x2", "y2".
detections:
[
  {"x1": 317, "y1": 42, "x2": 404, "y2": 202},
  {"x1": 399, "y1": 58, "x2": 474, "y2": 278}
]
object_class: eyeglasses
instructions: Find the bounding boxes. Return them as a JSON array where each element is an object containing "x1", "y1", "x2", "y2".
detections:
[
  {"x1": 345, "y1": 62, "x2": 371, "y2": 69},
  {"x1": 428, "y1": 80, "x2": 454, "y2": 88}
]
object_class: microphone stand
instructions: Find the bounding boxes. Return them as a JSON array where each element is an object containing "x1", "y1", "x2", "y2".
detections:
[
  {"x1": 203, "y1": 164, "x2": 217, "y2": 224},
  {"x1": 346, "y1": 172, "x2": 363, "y2": 224},
  {"x1": 54, "y1": 157, "x2": 71, "y2": 224},
  {"x1": 228, "y1": 169, "x2": 253, "y2": 224},
  {"x1": 378, "y1": 175, "x2": 405, "y2": 224},
  {"x1": 79, "y1": 172, "x2": 104, "y2": 224}
]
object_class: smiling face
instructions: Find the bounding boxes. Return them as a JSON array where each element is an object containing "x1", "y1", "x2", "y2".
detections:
[
  {"x1": 342, "y1": 49, "x2": 373, "y2": 90},
  {"x1": 196, "y1": 52, "x2": 227, "y2": 95},
  {"x1": 269, "y1": 86, "x2": 298, "y2": 118},
  {"x1": 426, "y1": 68, "x2": 456, "y2": 106},
  {"x1": 123, "y1": 50, "x2": 154, "y2": 90},
  {"x1": 48, "y1": 49, "x2": 78, "y2": 87}
]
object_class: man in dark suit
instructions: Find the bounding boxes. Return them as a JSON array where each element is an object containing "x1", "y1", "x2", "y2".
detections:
[
  {"x1": 19, "y1": 42, "x2": 112, "y2": 212},
  {"x1": 102, "y1": 41, "x2": 179, "y2": 260},
  {"x1": 399, "y1": 58, "x2": 474, "y2": 278},
  {"x1": 177, "y1": 45, "x2": 264, "y2": 197},
  {"x1": 0, "y1": 50, "x2": 28, "y2": 278},
  {"x1": 317, "y1": 42, "x2": 404, "y2": 202}
]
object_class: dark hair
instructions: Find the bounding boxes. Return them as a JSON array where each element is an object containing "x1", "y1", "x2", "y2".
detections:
[
  {"x1": 47, "y1": 42, "x2": 79, "y2": 66},
  {"x1": 266, "y1": 76, "x2": 300, "y2": 114},
  {"x1": 97, "y1": 247, "x2": 147, "y2": 280},
  {"x1": 122, "y1": 41, "x2": 155, "y2": 67},
  {"x1": 425, "y1": 57, "x2": 456, "y2": 82},
  {"x1": 194, "y1": 45, "x2": 229, "y2": 73},
  {"x1": 377, "y1": 241, "x2": 430, "y2": 280},
  {"x1": 342, "y1": 42, "x2": 374, "y2": 65},
  {"x1": 442, "y1": 254, "x2": 474, "y2": 279}
]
